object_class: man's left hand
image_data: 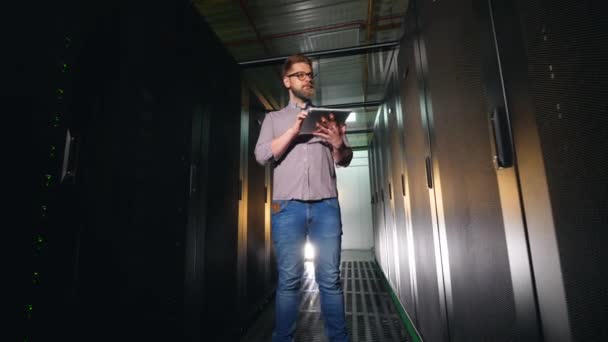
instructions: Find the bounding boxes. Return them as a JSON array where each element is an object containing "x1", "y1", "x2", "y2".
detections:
[{"x1": 313, "y1": 113, "x2": 346, "y2": 150}]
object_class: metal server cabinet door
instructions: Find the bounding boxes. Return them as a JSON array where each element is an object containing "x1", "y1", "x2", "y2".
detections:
[
  {"x1": 26, "y1": 4, "x2": 89, "y2": 339},
  {"x1": 369, "y1": 138, "x2": 380, "y2": 263},
  {"x1": 414, "y1": 0, "x2": 522, "y2": 340},
  {"x1": 398, "y1": 15, "x2": 449, "y2": 342},
  {"x1": 495, "y1": 0, "x2": 608, "y2": 340},
  {"x1": 377, "y1": 106, "x2": 395, "y2": 282},
  {"x1": 371, "y1": 135, "x2": 380, "y2": 265},
  {"x1": 69, "y1": 2, "x2": 197, "y2": 339},
  {"x1": 184, "y1": 102, "x2": 211, "y2": 342},
  {"x1": 201, "y1": 61, "x2": 242, "y2": 340},
  {"x1": 368, "y1": 139, "x2": 376, "y2": 244},
  {"x1": 386, "y1": 74, "x2": 416, "y2": 321},
  {"x1": 246, "y1": 90, "x2": 271, "y2": 316},
  {"x1": 475, "y1": 0, "x2": 542, "y2": 341},
  {"x1": 379, "y1": 105, "x2": 394, "y2": 287},
  {"x1": 388, "y1": 64, "x2": 420, "y2": 327},
  {"x1": 180, "y1": 3, "x2": 247, "y2": 340},
  {"x1": 372, "y1": 119, "x2": 386, "y2": 267}
]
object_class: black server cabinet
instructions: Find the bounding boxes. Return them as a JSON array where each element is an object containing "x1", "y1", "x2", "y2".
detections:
[
  {"x1": 66, "y1": 2, "x2": 198, "y2": 340},
  {"x1": 369, "y1": 138, "x2": 380, "y2": 264},
  {"x1": 386, "y1": 73, "x2": 417, "y2": 325},
  {"x1": 379, "y1": 0, "x2": 608, "y2": 341},
  {"x1": 244, "y1": 91, "x2": 275, "y2": 322},
  {"x1": 377, "y1": 106, "x2": 396, "y2": 287},
  {"x1": 413, "y1": 0, "x2": 521, "y2": 340},
  {"x1": 25, "y1": 3, "x2": 93, "y2": 340},
  {"x1": 25, "y1": 1, "x2": 257, "y2": 341},
  {"x1": 372, "y1": 111, "x2": 389, "y2": 276},
  {"x1": 198, "y1": 67, "x2": 241, "y2": 341},
  {"x1": 379, "y1": 0, "x2": 531, "y2": 340},
  {"x1": 183, "y1": 9, "x2": 243, "y2": 342},
  {"x1": 493, "y1": 0, "x2": 608, "y2": 340},
  {"x1": 394, "y1": 16, "x2": 450, "y2": 341}
]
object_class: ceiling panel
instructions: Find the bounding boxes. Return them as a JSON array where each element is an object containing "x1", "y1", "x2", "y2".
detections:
[
  {"x1": 194, "y1": 0, "x2": 410, "y2": 149},
  {"x1": 309, "y1": 28, "x2": 361, "y2": 51}
]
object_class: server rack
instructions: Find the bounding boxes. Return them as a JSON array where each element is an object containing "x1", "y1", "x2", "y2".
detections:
[
  {"x1": 26, "y1": 1, "x2": 274, "y2": 340},
  {"x1": 370, "y1": 0, "x2": 607, "y2": 341}
]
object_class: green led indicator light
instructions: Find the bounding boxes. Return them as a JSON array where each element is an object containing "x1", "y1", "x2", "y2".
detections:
[
  {"x1": 49, "y1": 145, "x2": 56, "y2": 159},
  {"x1": 52, "y1": 114, "x2": 61, "y2": 127},
  {"x1": 26, "y1": 304, "x2": 33, "y2": 319},
  {"x1": 62, "y1": 63, "x2": 68, "y2": 72},
  {"x1": 34, "y1": 234, "x2": 45, "y2": 251},
  {"x1": 57, "y1": 88, "x2": 64, "y2": 94},
  {"x1": 33, "y1": 272, "x2": 40, "y2": 285},
  {"x1": 44, "y1": 174, "x2": 53, "y2": 187}
]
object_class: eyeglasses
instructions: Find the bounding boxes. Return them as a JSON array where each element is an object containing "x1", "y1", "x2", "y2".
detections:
[{"x1": 286, "y1": 72, "x2": 314, "y2": 81}]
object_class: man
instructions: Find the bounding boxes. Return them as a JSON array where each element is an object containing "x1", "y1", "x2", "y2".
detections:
[{"x1": 254, "y1": 54, "x2": 352, "y2": 342}]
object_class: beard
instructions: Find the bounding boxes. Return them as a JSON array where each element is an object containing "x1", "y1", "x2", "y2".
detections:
[{"x1": 292, "y1": 85, "x2": 315, "y2": 101}]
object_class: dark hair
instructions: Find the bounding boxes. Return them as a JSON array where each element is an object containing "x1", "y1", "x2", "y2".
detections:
[{"x1": 282, "y1": 54, "x2": 313, "y2": 77}]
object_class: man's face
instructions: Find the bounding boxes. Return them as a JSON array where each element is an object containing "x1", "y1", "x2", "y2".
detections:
[{"x1": 283, "y1": 62, "x2": 315, "y2": 101}]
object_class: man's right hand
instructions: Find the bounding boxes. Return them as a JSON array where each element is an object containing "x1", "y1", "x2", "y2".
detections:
[
  {"x1": 290, "y1": 110, "x2": 308, "y2": 135},
  {"x1": 272, "y1": 110, "x2": 309, "y2": 160}
]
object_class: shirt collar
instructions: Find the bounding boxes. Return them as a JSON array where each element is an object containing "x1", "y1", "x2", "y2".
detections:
[{"x1": 288, "y1": 100, "x2": 312, "y2": 110}]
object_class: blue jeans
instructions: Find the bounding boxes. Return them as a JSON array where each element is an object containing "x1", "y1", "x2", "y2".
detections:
[{"x1": 271, "y1": 198, "x2": 349, "y2": 342}]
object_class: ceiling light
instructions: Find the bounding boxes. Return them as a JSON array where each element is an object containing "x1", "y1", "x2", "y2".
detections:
[{"x1": 346, "y1": 112, "x2": 357, "y2": 122}]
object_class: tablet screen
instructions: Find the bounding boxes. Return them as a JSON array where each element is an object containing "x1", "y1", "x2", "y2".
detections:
[{"x1": 300, "y1": 107, "x2": 352, "y2": 135}]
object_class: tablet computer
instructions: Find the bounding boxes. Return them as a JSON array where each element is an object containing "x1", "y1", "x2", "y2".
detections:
[{"x1": 300, "y1": 107, "x2": 352, "y2": 135}]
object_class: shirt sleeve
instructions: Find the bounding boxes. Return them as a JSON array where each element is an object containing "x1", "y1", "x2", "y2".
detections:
[
  {"x1": 254, "y1": 113, "x2": 275, "y2": 166},
  {"x1": 335, "y1": 134, "x2": 353, "y2": 168}
]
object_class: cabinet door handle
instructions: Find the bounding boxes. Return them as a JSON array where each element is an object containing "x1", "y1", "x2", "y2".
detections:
[
  {"x1": 490, "y1": 106, "x2": 514, "y2": 169},
  {"x1": 61, "y1": 129, "x2": 78, "y2": 184},
  {"x1": 425, "y1": 157, "x2": 433, "y2": 189},
  {"x1": 189, "y1": 164, "x2": 197, "y2": 196}
]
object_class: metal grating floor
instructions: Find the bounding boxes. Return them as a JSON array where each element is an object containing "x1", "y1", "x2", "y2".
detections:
[{"x1": 241, "y1": 260, "x2": 409, "y2": 341}]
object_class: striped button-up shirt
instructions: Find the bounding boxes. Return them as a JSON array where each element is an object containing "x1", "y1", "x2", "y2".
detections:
[{"x1": 254, "y1": 102, "x2": 350, "y2": 201}]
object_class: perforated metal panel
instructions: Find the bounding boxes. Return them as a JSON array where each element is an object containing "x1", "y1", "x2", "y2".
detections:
[
  {"x1": 339, "y1": 261, "x2": 408, "y2": 342},
  {"x1": 515, "y1": 0, "x2": 608, "y2": 339},
  {"x1": 241, "y1": 260, "x2": 409, "y2": 341}
]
